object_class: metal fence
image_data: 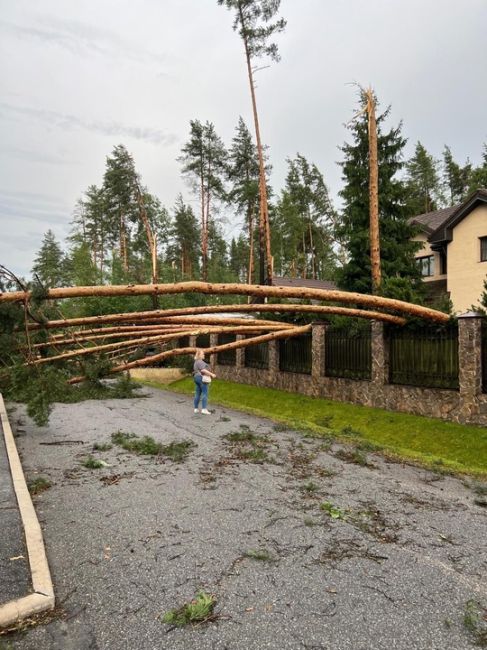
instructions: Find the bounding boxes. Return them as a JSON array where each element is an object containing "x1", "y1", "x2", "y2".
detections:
[
  {"x1": 244, "y1": 339, "x2": 269, "y2": 370},
  {"x1": 217, "y1": 333, "x2": 236, "y2": 366},
  {"x1": 195, "y1": 334, "x2": 210, "y2": 349},
  {"x1": 325, "y1": 327, "x2": 371, "y2": 380},
  {"x1": 279, "y1": 334, "x2": 312, "y2": 375},
  {"x1": 388, "y1": 324, "x2": 459, "y2": 390},
  {"x1": 482, "y1": 320, "x2": 487, "y2": 394}
]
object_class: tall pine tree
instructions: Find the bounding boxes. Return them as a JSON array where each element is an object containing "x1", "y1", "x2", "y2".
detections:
[
  {"x1": 337, "y1": 104, "x2": 422, "y2": 298},
  {"x1": 32, "y1": 230, "x2": 67, "y2": 288},
  {"x1": 405, "y1": 142, "x2": 443, "y2": 214}
]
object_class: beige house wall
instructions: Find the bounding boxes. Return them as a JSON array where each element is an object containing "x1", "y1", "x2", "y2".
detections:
[
  {"x1": 412, "y1": 233, "x2": 446, "y2": 283},
  {"x1": 447, "y1": 205, "x2": 487, "y2": 312}
]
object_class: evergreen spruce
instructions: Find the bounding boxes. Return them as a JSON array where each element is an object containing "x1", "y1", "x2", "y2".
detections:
[
  {"x1": 32, "y1": 230, "x2": 67, "y2": 288},
  {"x1": 405, "y1": 141, "x2": 443, "y2": 214}
]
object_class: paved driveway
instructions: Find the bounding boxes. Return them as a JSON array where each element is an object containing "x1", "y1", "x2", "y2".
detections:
[{"x1": 5, "y1": 387, "x2": 487, "y2": 649}]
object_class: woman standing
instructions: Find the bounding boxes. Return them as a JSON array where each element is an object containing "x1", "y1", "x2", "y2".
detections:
[{"x1": 193, "y1": 349, "x2": 216, "y2": 415}]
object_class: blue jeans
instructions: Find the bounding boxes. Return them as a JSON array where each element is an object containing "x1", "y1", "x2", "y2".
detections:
[{"x1": 193, "y1": 375, "x2": 208, "y2": 410}]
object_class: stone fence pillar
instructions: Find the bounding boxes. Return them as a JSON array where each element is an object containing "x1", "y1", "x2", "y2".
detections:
[
  {"x1": 268, "y1": 339, "x2": 279, "y2": 375},
  {"x1": 371, "y1": 321, "x2": 388, "y2": 386},
  {"x1": 311, "y1": 322, "x2": 326, "y2": 379},
  {"x1": 236, "y1": 334, "x2": 245, "y2": 368},
  {"x1": 189, "y1": 335, "x2": 197, "y2": 349},
  {"x1": 209, "y1": 333, "x2": 219, "y2": 369},
  {"x1": 458, "y1": 312, "x2": 484, "y2": 401}
]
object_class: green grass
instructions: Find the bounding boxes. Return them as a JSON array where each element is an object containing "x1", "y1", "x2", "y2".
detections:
[
  {"x1": 161, "y1": 591, "x2": 216, "y2": 627},
  {"x1": 82, "y1": 456, "x2": 107, "y2": 469},
  {"x1": 161, "y1": 377, "x2": 487, "y2": 477},
  {"x1": 111, "y1": 431, "x2": 162, "y2": 455}
]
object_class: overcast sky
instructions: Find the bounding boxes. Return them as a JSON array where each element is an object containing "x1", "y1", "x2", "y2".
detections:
[{"x1": 1, "y1": 0, "x2": 486, "y2": 278}]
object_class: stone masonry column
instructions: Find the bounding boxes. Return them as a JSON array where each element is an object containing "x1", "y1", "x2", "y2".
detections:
[
  {"x1": 236, "y1": 334, "x2": 245, "y2": 368},
  {"x1": 209, "y1": 333, "x2": 219, "y2": 369},
  {"x1": 268, "y1": 339, "x2": 279, "y2": 383},
  {"x1": 371, "y1": 321, "x2": 388, "y2": 386},
  {"x1": 189, "y1": 335, "x2": 197, "y2": 349},
  {"x1": 457, "y1": 312, "x2": 484, "y2": 421},
  {"x1": 312, "y1": 322, "x2": 326, "y2": 380}
]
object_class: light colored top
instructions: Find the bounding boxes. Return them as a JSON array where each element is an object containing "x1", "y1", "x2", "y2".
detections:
[{"x1": 193, "y1": 359, "x2": 209, "y2": 377}]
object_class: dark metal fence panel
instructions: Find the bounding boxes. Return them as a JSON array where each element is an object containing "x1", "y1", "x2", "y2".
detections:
[
  {"x1": 244, "y1": 338, "x2": 269, "y2": 369},
  {"x1": 279, "y1": 334, "x2": 312, "y2": 375},
  {"x1": 325, "y1": 327, "x2": 371, "y2": 380},
  {"x1": 195, "y1": 334, "x2": 210, "y2": 349},
  {"x1": 217, "y1": 333, "x2": 236, "y2": 366},
  {"x1": 388, "y1": 324, "x2": 459, "y2": 390},
  {"x1": 482, "y1": 320, "x2": 487, "y2": 394}
]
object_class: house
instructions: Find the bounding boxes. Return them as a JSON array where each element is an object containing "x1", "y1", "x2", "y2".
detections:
[{"x1": 410, "y1": 189, "x2": 487, "y2": 312}]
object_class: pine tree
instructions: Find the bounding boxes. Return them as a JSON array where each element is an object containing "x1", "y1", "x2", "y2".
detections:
[
  {"x1": 406, "y1": 142, "x2": 443, "y2": 214},
  {"x1": 166, "y1": 195, "x2": 201, "y2": 280},
  {"x1": 179, "y1": 121, "x2": 227, "y2": 280},
  {"x1": 336, "y1": 104, "x2": 423, "y2": 297},
  {"x1": 276, "y1": 154, "x2": 337, "y2": 280},
  {"x1": 442, "y1": 146, "x2": 472, "y2": 205},
  {"x1": 32, "y1": 230, "x2": 67, "y2": 288},
  {"x1": 218, "y1": 0, "x2": 286, "y2": 284},
  {"x1": 468, "y1": 144, "x2": 487, "y2": 194},
  {"x1": 227, "y1": 117, "x2": 261, "y2": 283}
]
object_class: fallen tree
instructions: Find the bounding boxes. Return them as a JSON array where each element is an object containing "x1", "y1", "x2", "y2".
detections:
[
  {"x1": 1, "y1": 281, "x2": 448, "y2": 322},
  {"x1": 25, "y1": 303, "x2": 406, "y2": 332},
  {"x1": 68, "y1": 324, "x2": 312, "y2": 384}
]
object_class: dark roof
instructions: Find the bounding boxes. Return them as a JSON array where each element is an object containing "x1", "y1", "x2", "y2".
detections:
[
  {"x1": 410, "y1": 205, "x2": 458, "y2": 234},
  {"x1": 429, "y1": 189, "x2": 487, "y2": 246},
  {"x1": 272, "y1": 276, "x2": 337, "y2": 291}
]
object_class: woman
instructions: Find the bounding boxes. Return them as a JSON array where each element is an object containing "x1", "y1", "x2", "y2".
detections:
[{"x1": 193, "y1": 349, "x2": 216, "y2": 415}]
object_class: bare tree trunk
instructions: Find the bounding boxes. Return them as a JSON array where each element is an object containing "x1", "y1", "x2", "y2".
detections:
[
  {"x1": 68, "y1": 324, "x2": 312, "y2": 384},
  {"x1": 239, "y1": 4, "x2": 272, "y2": 286},
  {"x1": 120, "y1": 210, "x2": 128, "y2": 273},
  {"x1": 248, "y1": 205, "x2": 254, "y2": 285},
  {"x1": 366, "y1": 88, "x2": 381, "y2": 294},
  {"x1": 27, "y1": 303, "x2": 406, "y2": 332},
  {"x1": 6, "y1": 281, "x2": 449, "y2": 322},
  {"x1": 308, "y1": 218, "x2": 316, "y2": 279}
]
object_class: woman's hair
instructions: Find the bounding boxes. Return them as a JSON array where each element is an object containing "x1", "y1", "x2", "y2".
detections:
[{"x1": 194, "y1": 348, "x2": 205, "y2": 361}]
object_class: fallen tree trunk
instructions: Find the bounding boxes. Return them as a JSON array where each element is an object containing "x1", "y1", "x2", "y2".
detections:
[
  {"x1": 33, "y1": 323, "x2": 290, "y2": 349},
  {"x1": 26, "y1": 303, "x2": 406, "y2": 332},
  {"x1": 2, "y1": 281, "x2": 448, "y2": 322},
  {"x1": 68, "y1": 324, "x2": 311, "y2": 384},
  {"x1": 30, "y1": 325, "x2": 286, "y2": 365}
]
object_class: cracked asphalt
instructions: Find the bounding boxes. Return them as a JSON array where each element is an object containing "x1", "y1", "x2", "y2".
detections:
[{"x1": 4, "y1": 387, "x2": 487, "y2": 649}]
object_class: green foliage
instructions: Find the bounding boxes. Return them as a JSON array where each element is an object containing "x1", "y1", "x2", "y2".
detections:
[
  {"x1": 336, "y1": 96, "x2": 423, "y2": 298},
  {"x1": 320, "y1": 501, "x2": 345, "y2": 519},
  {"x1": 93, "y1": 442, "x2": 113, "y2": 451},
  {"x1": 27, "y1": 476, "x2": 52, "y2": 495},
  {"x1": 161, "y1": 591, "x2": 216, "y2": 627},
  {"x1": 31, "y1": 230, "x2": 68, "y2": 288},
  {"x1": 111, "y1": 431, "x2": 162, "y2": 455},
  {"x1": 244, "y1": 548, "x2": 274, "y2": 561},
  {"x1": 160, "y1": 440, "x2": 196, "y2": 463},
  {"x1": 405, "y1": 141, "x2": 443, "y2": 214},
  {"x1": 82, "y1": 456, "x2": 107, "y2": 469},
  {"x1": 442, "y1": 145, "x2": 472, "y2": 204},
  {"x1": 463, "y1": 599, "x2": 487, "y2": 646}
]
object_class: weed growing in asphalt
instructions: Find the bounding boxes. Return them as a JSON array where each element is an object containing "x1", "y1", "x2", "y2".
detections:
[
  {"x1": 93, "y1": 442, "x2": 113, "y2": 452},
  {"x1": 27, "y1": 477, "x2": 52, "y2": 495},
  {"x1": 162, "y1": 591, "x2": 217, "y2": 627},
  {"x1": 302, "y1": 481, "x2": 319, "y2": 494},
  {"x1": 82, "y1": 456, "x2": 107, "y2": 469},
  {"x1": 111, "y1": 431, "x2": 162, "y2": 455},
  {"x1": 238, "y1": 448, "x2": 269, "y2": 463},
  {"x1": 244, "y1": 549, "x2": 274, "y2": 562},
  {"x1": 224, "y1": 430, "x2": 264, "y2": 444},
  {"x1": 218, "y1": 416, "x2": 231, "y2": 422},
  {"x1": 320, "y1": 501, "x2": 345, "y2": 520},
  {"x1": 334, "y1": 447, "x2": 372, "y2": 467},
  {"x1": 160, "y1": 440, "x2": 196, "y2": 463},
  {"x1": 463, "y1": 599, "x2": 487, "y2": 646}
]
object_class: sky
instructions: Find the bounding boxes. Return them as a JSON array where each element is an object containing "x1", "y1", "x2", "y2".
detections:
[{"x1": 1, "y1": 0, "x2": 486, "y2": 278}]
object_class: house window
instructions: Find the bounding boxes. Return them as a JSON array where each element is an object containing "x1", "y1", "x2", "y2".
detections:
[
  {"x1": 417, "y1": 255, "x2": 434, "y2": 277},
  {"x1": 480, "y1": 237, "x2": 487, "y2": 262}
]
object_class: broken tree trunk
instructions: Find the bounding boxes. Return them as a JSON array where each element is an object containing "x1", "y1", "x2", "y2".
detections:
[
  {"x1": 68, "y1": 324, "x2": 311, "y2": 384},
  {"x1": 1, "y1": 281, "x2": 449, "y2": 322},
  {"x1": 366, "y1": 87, "x2": 381, "y2": 294},
  {"x1": 26, "y1": 303, "x2": 406, "y2": 332}
]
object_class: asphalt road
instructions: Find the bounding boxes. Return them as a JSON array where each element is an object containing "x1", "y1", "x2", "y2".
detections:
[{"x1": 4, "y1": 387, "x2": 487, "y2": 649}]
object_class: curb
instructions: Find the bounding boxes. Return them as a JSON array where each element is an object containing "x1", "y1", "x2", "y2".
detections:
[{"x1": 0, "y1": 394, "x2": 55, "y2": 628}]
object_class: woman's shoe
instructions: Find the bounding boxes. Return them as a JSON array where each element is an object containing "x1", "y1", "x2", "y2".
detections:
[
  {"x1": 194, "y1": 408, "x2": 199, "y2": 414},
  {"x1": 201, "y1": 409, "x2": 211, "y2": 415}
]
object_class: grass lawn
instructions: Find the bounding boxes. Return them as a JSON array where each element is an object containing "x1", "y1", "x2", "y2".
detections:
[{"x1": 149, "y1": 377, "x2": 487, "y2": 478}]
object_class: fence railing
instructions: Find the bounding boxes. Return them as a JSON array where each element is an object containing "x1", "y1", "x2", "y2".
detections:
[
  {"x1": 195, "y1": 334, "x2": 210, "y2": 349},
  {"x1": 482, "y1": 321, "x2": 487, "y2": 394},
  {"x1": 217, "y1": 333, "x2": 236, "y2": 366},
  {"x1": 388, "y1": 324, "x2": 459, "y2": 390},
  {"x1": 325, "y1": 327, "x2": 371, "y2": 380},
  {"x1": 244, "y1": 339, "x2": 269, "y2": 370},
  {"x1": 279, "y1": 334, "x2": 312, "y2": 375}
]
